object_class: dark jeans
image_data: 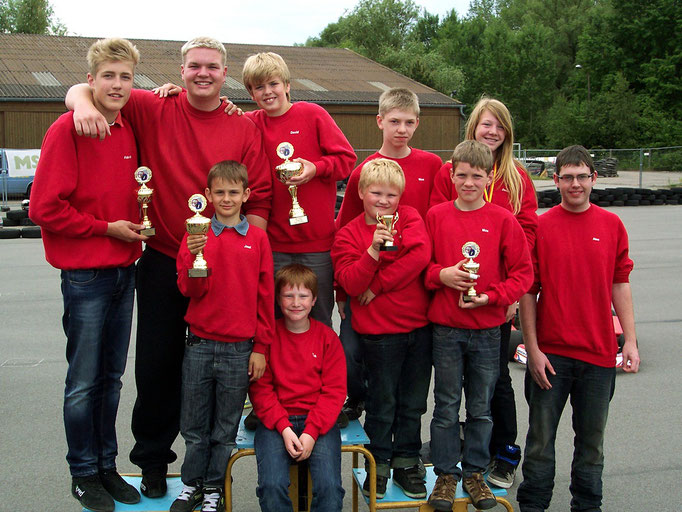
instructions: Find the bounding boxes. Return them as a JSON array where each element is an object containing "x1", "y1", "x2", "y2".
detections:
[
  {"x1": 61, "y1": 265, "x2": 135, "y2": 477},
  {"x1": 362, "y1": 325, "x2": 432, "y2": 476},
  {"x1": 431, "y1": 325, "x2": 500, "y2": 478},
  {"x1": 130, "y1": 247, "x2": 189, "y2": 472},
  {"x1": 339, "y1": 301, "x2": 366, "y2": 403},
  {"x1": 518, "y1": 354, "x2": 616, "y2": 512},
  {"x1": 255, "y1": 417, "x2": 344, "y2": 512},
  {"x1": 273, "y1": 251, "x2": 334, "y2": 328},
  {"x1": 489, "y1": 320, "x2": 519, "y2": 457},
  {"x1": 180, "y1": 335, "x2": 252, "y2": 487}
]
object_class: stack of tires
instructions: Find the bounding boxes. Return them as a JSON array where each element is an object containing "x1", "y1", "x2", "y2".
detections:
[
  {"x1": 0, "y1": 205, "x2": 41, "y2": 239},
  {"x1": 536, "y1": 187, "x2": 682, "y2": 209}
]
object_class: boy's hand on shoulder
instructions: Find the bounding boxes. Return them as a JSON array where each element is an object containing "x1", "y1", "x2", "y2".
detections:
[
  {"x1": 248, "y1": 352, "x2": 266, "y2": 382},
  {"x1": 287, "y1": 158, "x2": 317, "y2": 186},
  {"x1": 187, "y1": 234, "x2": 207, "y2": 255},
  {"x1": 358, "y1": 288, "x2": 376, "y2": 306},
  {"x1": 440, "y1": 259, "x2": 476, "y2": 291},
  {"x1": 106, "y1": 220, "x2": 148, "y2": 242},
  {"x1": 282, "y1": 427, "x2": 303, "y2": 458},
  {"x1": 458, "y1": 292, "x2": 489, "y2": 309},
  {"x1": 221, "y1": 98, "x2": 243, "y2": 116},
  {"x1": 296, "y1": 433, "x2": 315, "y2": 461},
  {"x1": 152, "y1": 82, "x2": 182, "y2": 98},
  {"x1": 73, "y1": 102, "x2": 110, "y2": 140}
]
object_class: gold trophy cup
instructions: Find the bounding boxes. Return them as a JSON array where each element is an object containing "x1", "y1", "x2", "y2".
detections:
[
  {"x1": 461, "y1": 241, "x2": 481, "y2": 302},
  {"x1": 134, "y1": 166, "x2": 155, "y2": 236},
  {"x1": 185, "y1": 193, "x2": 212, "y2": 278},
  {"x1": 275, "y1": 142, "x2": 308, "y2": 225},
  {"x1": 376, "y1": 211, "x2": 400, "y2": 251}
]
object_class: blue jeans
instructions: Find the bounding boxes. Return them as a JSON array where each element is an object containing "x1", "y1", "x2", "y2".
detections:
[
  {"x1": 362, "y1": 325, "x2": 432, "y2": 475},
  {"x1": 430, "y1": 325, "x2": 500, "y2": 478},
  {"x1": 180, "y1": 334, "x2": 252, "y2": 487},
  {"x1": 61, "y1": 265, "x2": 135, "y2": 477},
  {"x1": 255, "y1": 416, "x2": 344, "y2": 512},
  {"x1": 339, "y1": 301, "x2": 366, "y2": 403},
  {"x1": 518, "y1": 354, "x2": 616, "y2": 512},
  {"x1": 273, "y1": 251, "x2": 334, "y2": 327}
]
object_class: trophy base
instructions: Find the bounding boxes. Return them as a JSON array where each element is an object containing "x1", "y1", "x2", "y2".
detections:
[
  {"x1": 462, "y1": 294, "x2": 477, "y2": 303},
  {"x1": 188, "y1": 267, "x2": 211, "y2": 278},
  {"x1": 140, "y1": 227, "x2": 155, "y2": 236},
  {"x1": 289, "y1": 216, "x2": 309, "y2": 226},
  {"x1": 380, "y1": 244, "x2": 398, "y2": 252}
]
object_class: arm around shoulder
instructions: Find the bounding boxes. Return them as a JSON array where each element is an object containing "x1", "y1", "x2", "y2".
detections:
[{"x1": 65, "y1": 83, "x2": 110, "y2": 139}]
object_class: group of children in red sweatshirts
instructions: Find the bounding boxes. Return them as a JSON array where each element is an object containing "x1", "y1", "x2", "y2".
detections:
[{"x1": 31, "y1": 35, "x2": 640, "y2": 512}]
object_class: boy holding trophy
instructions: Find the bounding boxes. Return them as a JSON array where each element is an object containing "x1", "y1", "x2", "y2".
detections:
[
  {"x1": 331, "y1": 158, "x2": 432, "y2": 499},
  {"x1": 173, "y1": 160, "x2": 274, "y2": 512},
  {"x1": 424, "y1": 140, "x2": 533, "y2": 511},
  {"x1": 30, "y1": 38, "x2": 145, "y2": 512}
]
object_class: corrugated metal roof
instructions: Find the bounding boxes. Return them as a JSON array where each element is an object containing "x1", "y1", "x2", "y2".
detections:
[{"x1": 0, "y1": 34, "x2": 461, "y2": 107}]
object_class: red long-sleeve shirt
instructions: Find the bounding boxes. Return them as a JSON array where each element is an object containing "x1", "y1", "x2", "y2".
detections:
[
  {"x1": 335, "y1": 149, "x2": 443, "y2": 229},
  {"x1": 332, "y1": 205, "x2": 431, "y2": 335},
  {"x1": 29, "y1": 112, "x2": 142, "y2": 270},
  {"x1": 530, "y1": 205, "x2": 633, "y2": 367},
  {"x1": 122, "y1": 89, "x2": 271, "y2": 258},
  {"x1": 250, "y1": 318, "x2": 347, "y2": 440},
  {"x1": 425, "y1": 201, "x2": 533, "y2": 330},
  {"x1": 429, "y1": 162, "x2": 538, "y2": 249},
  {"x1": 176, "y1": 224, "x2": 274, "y2": 354},
  {"x1": 246, "y1": 102, "x2": 355, "y2": 253}
]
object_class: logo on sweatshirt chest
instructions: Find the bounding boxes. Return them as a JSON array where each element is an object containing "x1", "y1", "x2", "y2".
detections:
[
  {"x1": 290, "y1": 130, "x2": 300, "y2": 135},
  {"x1": 123, "y1": 155, "x2": 133, "y2": 160}
]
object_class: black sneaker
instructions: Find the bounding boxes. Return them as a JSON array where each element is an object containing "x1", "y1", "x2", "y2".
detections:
[
  {"x1": 72, "y1": 474, "x2": 115, "y2": 512},
  {"x1": 201, "y1": 487, "x2": 224, "y2": 512},
  {"x1": 140, "y1": 468, "x2": 167, "y2": 498},
  {"x1": 170, "y1": 484, "x2": 203, "y2": 512},
  {"x1": 342, "y1": 399, "x2": 364, "y2": 420},
  {"x1": 336, "y1": 410, "x2": 350, "y2": 429},
  {"x1": 243, "y1": 409, "x2": 260, "y2": 431},
  {"x1": 99, "y1": 469, "x2": 141, "y2": 504},
  {"x1": 362, "y1": 472, "x2": 388, "y2": 499},
  {"x1": 393, "y1": 465, "x2": 427, "y2": 498},
  {"x1": 487, "y1": 444, "x2": 521, "y2": 489}
]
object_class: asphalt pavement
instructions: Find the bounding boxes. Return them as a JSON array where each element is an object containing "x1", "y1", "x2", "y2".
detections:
[{"x1": 1, "y1": 204, "x2": 681, "y2": 512}]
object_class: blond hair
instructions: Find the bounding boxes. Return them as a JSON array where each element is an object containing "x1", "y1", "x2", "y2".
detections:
[
  {"x1": 378, "y1": 88, "x2": 420, "y2": 117},
  {"x1": 181, "y1": 37, "x2": 226, "y2": 66},
  {"x1": 451, "y1": 140, "x2": 494, "y2": 174},
  {"x1": 358, "y1": 158, "x2": 405, "y2": 194},
  {"x1": 242, "y1": 52, "x2": 291, "y2": 101},
  {"x1": 87, "y1": 38, "x2": 140, "y2": 76},
  {"x1": 465, "y1": 96, "x2": 533, "y2": 215}
]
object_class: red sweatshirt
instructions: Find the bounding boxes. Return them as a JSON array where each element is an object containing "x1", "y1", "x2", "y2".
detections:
[
  {"x1": 246, "y1": 102, "x2": 355, "y2": 252},
  {"x1": 176, "y1": 223, "x2": 274, "y2": 354},
  {"x1": 30, "y1": 112, "x2": 141, "y2": 270},
  {"x1": 122, "y1": 89, "x2": 271, "y2": 258},
  {"x1": 250, "y1": 317, "x2": 347, "y2": 440},
  {"x1": 332, "y1": 205, "x2": 431, "y2": 335},
  {"x1": 429, "y1": 162, "x2": 538, "y2": 249},
  {"x1": 335, "y1": 149, "x2": 443, "y2": 229},
  {"x1": 529, "y1": 205, "x2": 633, "y2": 367},
  {"x1": 425, "y1": 201, "x2": 533, "y2": 330}
]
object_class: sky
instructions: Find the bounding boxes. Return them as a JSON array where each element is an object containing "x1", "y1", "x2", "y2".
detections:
[{"x1": 50, "y1": 0, "x2": 472, "y2": 46}]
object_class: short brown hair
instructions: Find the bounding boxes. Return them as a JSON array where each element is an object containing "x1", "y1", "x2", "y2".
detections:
[
  {"x1": 555, "y1": 145, "x2": 595, "y2": 175},
  {"x1": 181, "y1": 37, "x2": 226, "y2": 66},
  {"x1": 378, "y1": 88, "x2": 420, "y2": 117},
  {"x1": 358, "y1": 158, "x2": 405, "y2": 194},
  {"x1": 87, "y1": 38, "x2": 140, "y2": 76},
  {"x1": 451, "y1": 140, "x2": 494, "y2": 174},
  {"x1": 275, "y1": 264, "x2": 318, "y2": 298},
  {"x1": 207, "y1": 160, "x2": 248, "y2": 190},
  {"x1": 242, "y1": 52, "x2": 291, "y2": 101}
]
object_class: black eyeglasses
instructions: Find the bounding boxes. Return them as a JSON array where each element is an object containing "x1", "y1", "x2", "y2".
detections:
[{"x1": 556, "y1": 173, "x2": 594, "y2": 183}]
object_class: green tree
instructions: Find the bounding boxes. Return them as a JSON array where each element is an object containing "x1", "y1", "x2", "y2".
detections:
[{"x1": 0, "y1": 0, "x2": 66, "y2": 35}]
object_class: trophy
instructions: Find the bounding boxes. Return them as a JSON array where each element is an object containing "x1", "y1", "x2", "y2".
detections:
[
  {"x1": 461, "y1": 241, "x2": 481, "y2": 302},
  {"x1": 275, "y1": 142, "x2": 308, "y2": 225},
  {"x1": 134, "y1": 166, "x2": 155, "y2": 236},
  {"x1": 185, "y1": 194, "x2": 212, "y2": 278},
  {"x1": 376, "y1": 211, "x2": 399, "y2": 251}
]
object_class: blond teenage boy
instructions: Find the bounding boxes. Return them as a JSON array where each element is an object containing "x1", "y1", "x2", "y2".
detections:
[
  {"x1": 332, "y1": 159, "x2": 432, "y2": 499},
  {"x1": 30, "y1": 38, "x2": 143, "y2": 512},
  {"x1": 425, "y1": 141, "x2": 533, "y2": 511}
]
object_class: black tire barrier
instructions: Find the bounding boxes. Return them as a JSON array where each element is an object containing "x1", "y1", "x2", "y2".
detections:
[
  {"x1": 0, "y1": 228, "x2": 21, "y2": 239},
  {"x1": 536, "y1": 186, "x2": 681, "y2": 209},
  {"x1": 6, "y1": 209, "x2": 27, "y2": 221},
  {"x1": 20, "y1": 226, "x2": 41, "y2": 238}
]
